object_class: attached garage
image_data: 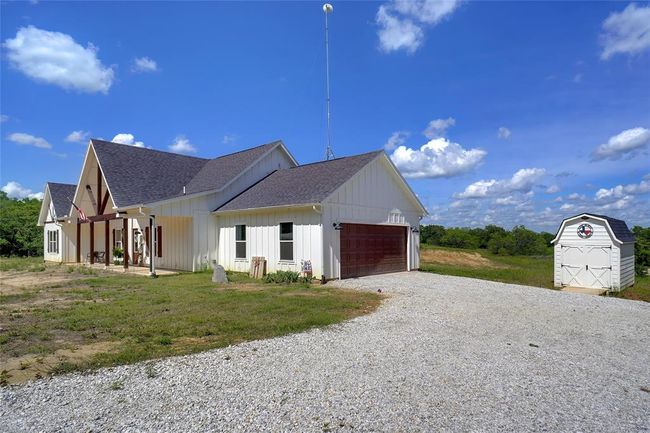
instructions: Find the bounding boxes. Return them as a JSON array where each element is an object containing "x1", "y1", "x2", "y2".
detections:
[
  {"x1": 340, "y1": 224, "x2": 407, "y2": 278},
  {"x1": 551, "y1": 213, "x2": 635, "y2": 291}
]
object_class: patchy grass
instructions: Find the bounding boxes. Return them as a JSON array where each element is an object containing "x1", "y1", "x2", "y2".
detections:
[
  {"x1": 0, "y1": 257, "x2": 46, "y2": 272},
  {"x1": 0, "y1": 263, "x2": 381, "y2": 384},
  {"x1": 420, "y1": 245, "x2": 554, "y2": 288},
  {"x1": 612, "y1": 276, "x2": 650, "y2": 302},
  {"x1": 420, "y1": 245, "x2": 649, "y2": 302}
]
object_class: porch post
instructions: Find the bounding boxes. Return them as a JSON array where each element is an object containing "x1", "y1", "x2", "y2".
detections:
[
  {"x1": 122, "y1": 218, "x2": 129, "y2": 269},
  {"x1": 76, "y1": 221, "x2": 81, "y2": 263},
  {"x1": 89, "y1": 222, "x2": 95, "y2": 264},
  {"x1": 104, "y1": 221, "x2": 110, "y2": 267},
  {"x1": 149, "y1": 215, "x2": 156, "y2": 278}
]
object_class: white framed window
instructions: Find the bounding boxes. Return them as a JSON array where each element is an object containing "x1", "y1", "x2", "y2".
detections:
[
  {"x1": 47, "y1": 230, "x2": 59, "y2": 254},
  {"x1": 279, "y1": 222, "x2": 293, "y2": 261},
  {"x1": 115, "y1": 229, "x2": 123, "y2": 249},
  {"x1": 235, "y1": 224, "x2": 247, "y2": 259}
]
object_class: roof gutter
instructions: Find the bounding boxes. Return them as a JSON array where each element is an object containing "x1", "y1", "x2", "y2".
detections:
[{"x1": 213, "y1": 203, "x2": 321, "y2": 215}]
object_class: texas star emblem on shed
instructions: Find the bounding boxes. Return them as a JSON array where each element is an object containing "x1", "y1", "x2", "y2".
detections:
[
  {"x1": 38, "y1": 139, "x2": 427, "y2": 279},
  {"x1": 551, "y1": 213, "x2": 636, "y2": 291}
]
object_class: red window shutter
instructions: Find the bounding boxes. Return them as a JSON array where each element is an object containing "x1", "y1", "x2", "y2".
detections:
[
  {"x1": 157, "y1": 226, "x2": 162, "y2": 258},
  {"x1": 145, "y1": 227, "x2": 150, "y2": 253}
]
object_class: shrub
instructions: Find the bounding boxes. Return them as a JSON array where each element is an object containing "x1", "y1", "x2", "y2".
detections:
[
  {"x1": 263, "y1": 271, "x2": 311, "y2": 284},
  {"x1": 113, "y1": 247, "x2": 123, "y2": 258},
  {"x1": 633, "y1": 226, "x2": 650, "y2": 276}
]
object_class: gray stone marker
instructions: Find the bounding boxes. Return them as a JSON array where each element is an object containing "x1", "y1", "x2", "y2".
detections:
[{"x1": 212, "y1": 264, "x2": 228, "y2": 284}]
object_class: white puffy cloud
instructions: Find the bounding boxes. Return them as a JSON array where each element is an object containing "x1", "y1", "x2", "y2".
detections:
[
  {"x1": 455, "y1": 168, "x2": 546, "y2": 199},
  {"x1": 566, "y1": 192, "x2": 587, "y2": 201},
  {"x1": 389, "y1": 137, "x2": 485, "y2": 179},
  {"x1": 595, "y1": 178, "x2": 650, "y2": 200},
  {"x1": 1, "y1": 181, "x2": 43, "y2": 200},
  {"x1": 112, "y1": 133, "x2": 145, "y2": 148},
  {"x1": 497, "y1": 127, "x2": 511, "y2": 140},
  {"x1": 132, "y1": 57, "x2": 158, "y2": 73},
  {"x1": 222, "y1": 134, "x2": 238, "y2": 144},
  {"x1": 545, "y1": 184, "x2": 560, "y2": 194},
  {"x1": 423, "y1": 117, "x2": 455, "y2": 139},
  {"x1": 3, "y1": 26, "x2": 114, "y2": 94},
  {"x1": 65, "y1": 130, "x2": 90, "y2": 143},
  {"x1": 591, "y1": 127, "x2": 650, "y2": 160},
  {"x1": 384, "y1": 131, "x2": 409, "y2": 150},
  {"x1": 560, "y1": 203, "x2": 575, "y2": 212},
  {"x1": 600, "y1": 3, "x2": 650, "y2": 60},
  {"x1": 376, "y1": 0, "x2": 460, "y2": 53},
  {"x1": 7, "y1": 132, "x2": 51, "y2": 149},
  {"x1": 168, "y1": 135, "x2": 197, "y2": 154}
]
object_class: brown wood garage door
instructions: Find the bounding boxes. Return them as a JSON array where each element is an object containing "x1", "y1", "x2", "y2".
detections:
[{"x1": 340, "y1": 224, "x2": 407, "y2": 279}]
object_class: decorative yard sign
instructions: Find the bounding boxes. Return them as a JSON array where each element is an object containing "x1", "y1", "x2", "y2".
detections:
[{"x1": 577, "y1": 223, "x2": 594, "y2": 239}]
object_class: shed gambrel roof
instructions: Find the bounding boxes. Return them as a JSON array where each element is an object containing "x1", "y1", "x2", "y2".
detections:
[
  {"x1": 48, "y1": 182, "x2": 77, "y2": 219},
  {"x1": 215, "y1": 151, "x2": 383, "y2": 212},
  {"x1": 584, "y1": 213, "x2": 635, "y2": 243},
  {"x1": 552, "y1": 213, "x2": 635, "y2": 244},
  {"x1": 91, "y1": 139, "x2": 284, "y2": 208}
]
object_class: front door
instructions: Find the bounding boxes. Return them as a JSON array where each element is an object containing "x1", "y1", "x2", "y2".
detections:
[{"x1": 561, "y1": 245, "x2": 611, "y2": 289}]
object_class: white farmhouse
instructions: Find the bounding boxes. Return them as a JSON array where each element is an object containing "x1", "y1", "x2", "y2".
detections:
[
  {"x1": 38, "y1": 139, "x2": 426, "y2": 280},
  {"x1": 551, "y1": 213, "x2": 635, "y2": 291}
]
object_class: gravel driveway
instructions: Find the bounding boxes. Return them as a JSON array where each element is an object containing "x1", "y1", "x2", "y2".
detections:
[{"x1": 2, "y1": 272, "x2": 649, "y2": 432}]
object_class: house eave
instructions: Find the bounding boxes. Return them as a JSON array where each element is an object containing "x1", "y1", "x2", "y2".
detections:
[{"x1": 213, "y1": 203, "x2": 321, "y2": 215}]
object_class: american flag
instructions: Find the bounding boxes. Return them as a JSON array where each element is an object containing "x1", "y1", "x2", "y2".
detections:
[{"x1": 69, "y1": 199, "x2": 88, "y2": 222}]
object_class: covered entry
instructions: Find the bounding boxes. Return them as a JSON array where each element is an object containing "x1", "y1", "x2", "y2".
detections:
[
  {"x1": 340, "y1": 223, "x2": 407, "y2": 279},
  {"x1": 560, "y1": 245, "x2": 611, "y2": 289}
]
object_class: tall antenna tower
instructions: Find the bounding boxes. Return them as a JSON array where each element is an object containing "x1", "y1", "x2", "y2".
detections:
[{"x1": 323, "y1": 3, "x2": 335, "y2": 160}]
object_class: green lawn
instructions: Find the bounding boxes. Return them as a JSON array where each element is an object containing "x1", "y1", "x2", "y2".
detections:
[
  {"x1": 419, "y1": 244, "x2": 650, "y2": 302},
  {"x1": 0, "y1": 256, "x2": 46, "y2": 272},
  {"x1": 1, "y1": 264, "x2": 381, "y2": 383}
]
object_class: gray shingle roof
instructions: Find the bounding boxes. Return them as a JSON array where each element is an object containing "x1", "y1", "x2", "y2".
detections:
[
  {"x1": 47, "y1": 182, "x2": 77, "y2": 219},
  {"x1": 215, "y1": 151, "x2": 382, "y2": 212},
  {"x1": 91, "y1": 139, "x2": 281, "y2": 208},
  {"x1": 183, "y1": 141, "x2": 280, "y2": 195},
  {"x1": 557, "y1": 213, "x2": 636, "y2": 243},
  {"x1": 588, "y1": 213, "x2": 635, "y2": 243}
]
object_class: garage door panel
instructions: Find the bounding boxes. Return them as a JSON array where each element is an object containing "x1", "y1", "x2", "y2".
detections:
[{"x1": 340, "y1": 224, "x2": 407, "y2": 279}]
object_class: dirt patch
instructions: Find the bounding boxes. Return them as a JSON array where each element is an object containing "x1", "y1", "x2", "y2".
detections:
[
  {"x1": 421, "y1": 249, "x2": 508, "y2": 269},
  {"x1": 1, "y1": 341, "x2": 120, "y2": 385},
  {"x1": 0, "y1": 270, "x2": 99, "y2": 295}
]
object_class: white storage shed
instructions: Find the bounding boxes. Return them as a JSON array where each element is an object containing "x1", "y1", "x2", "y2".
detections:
[{"x1": 551, "y1": 213, "x2": 635, "y2": 291}]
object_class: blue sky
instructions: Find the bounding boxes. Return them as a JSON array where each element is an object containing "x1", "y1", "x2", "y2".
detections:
[{"x1": 1, "y1": 0, "x2": 649, "y2": 231}]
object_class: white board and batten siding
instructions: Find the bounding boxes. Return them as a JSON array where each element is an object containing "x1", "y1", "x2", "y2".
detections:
[
  {"x1": 217, "y1": 208, "x2": 322, "y2": 277},
  {"x1": 552, "y1": 214, "x2": 635, "y2": 291},
  {"x1": 149, "y1": 146, "x2": 296, "y2": 271},
  {"x1": 322, "y1": 155, "x2": 423, "y2": 279}
]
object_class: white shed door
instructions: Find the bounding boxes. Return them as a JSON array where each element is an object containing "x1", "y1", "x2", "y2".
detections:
[{"x1": 561, "y1": 245, "x2": 611, "y2": 289}]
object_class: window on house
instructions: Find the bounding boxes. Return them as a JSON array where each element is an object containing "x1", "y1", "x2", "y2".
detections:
[
  {"x1": 235, "y1": 224, "x2": 246, "y2": 259},
  {"x1": 47, "y1": 230, "x2": 59, "y2": 254},
  {"x1": 114, "y1": 229, "x2": 123, "y2": 249},
  {"x1": 279, "y1": 222, "x2": 293, "y2": 261}
]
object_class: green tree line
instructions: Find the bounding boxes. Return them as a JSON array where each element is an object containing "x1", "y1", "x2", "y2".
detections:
[
  {"x1": 420, "y1": 223, "x2": 650, "y2": 275},
  {"x1": 420, "y1": 224, "x2": 554, "y2": 255},
  {"x1": 0, "y1": 191, "x2": 43, "y2": 257}
]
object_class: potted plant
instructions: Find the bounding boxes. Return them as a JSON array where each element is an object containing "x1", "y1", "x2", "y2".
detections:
[{"x1": 113, "y1": 247, "x2": 124, "y2": 265}]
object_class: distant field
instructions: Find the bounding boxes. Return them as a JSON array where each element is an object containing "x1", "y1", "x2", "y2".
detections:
[{"x1": 419, "y1": 245, "x2": 649, "y2": 302}]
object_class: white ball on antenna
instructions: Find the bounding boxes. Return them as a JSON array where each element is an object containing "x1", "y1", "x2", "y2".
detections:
[{"x1": 323, "y1": 3, "x2": 333, "y2": 13}]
